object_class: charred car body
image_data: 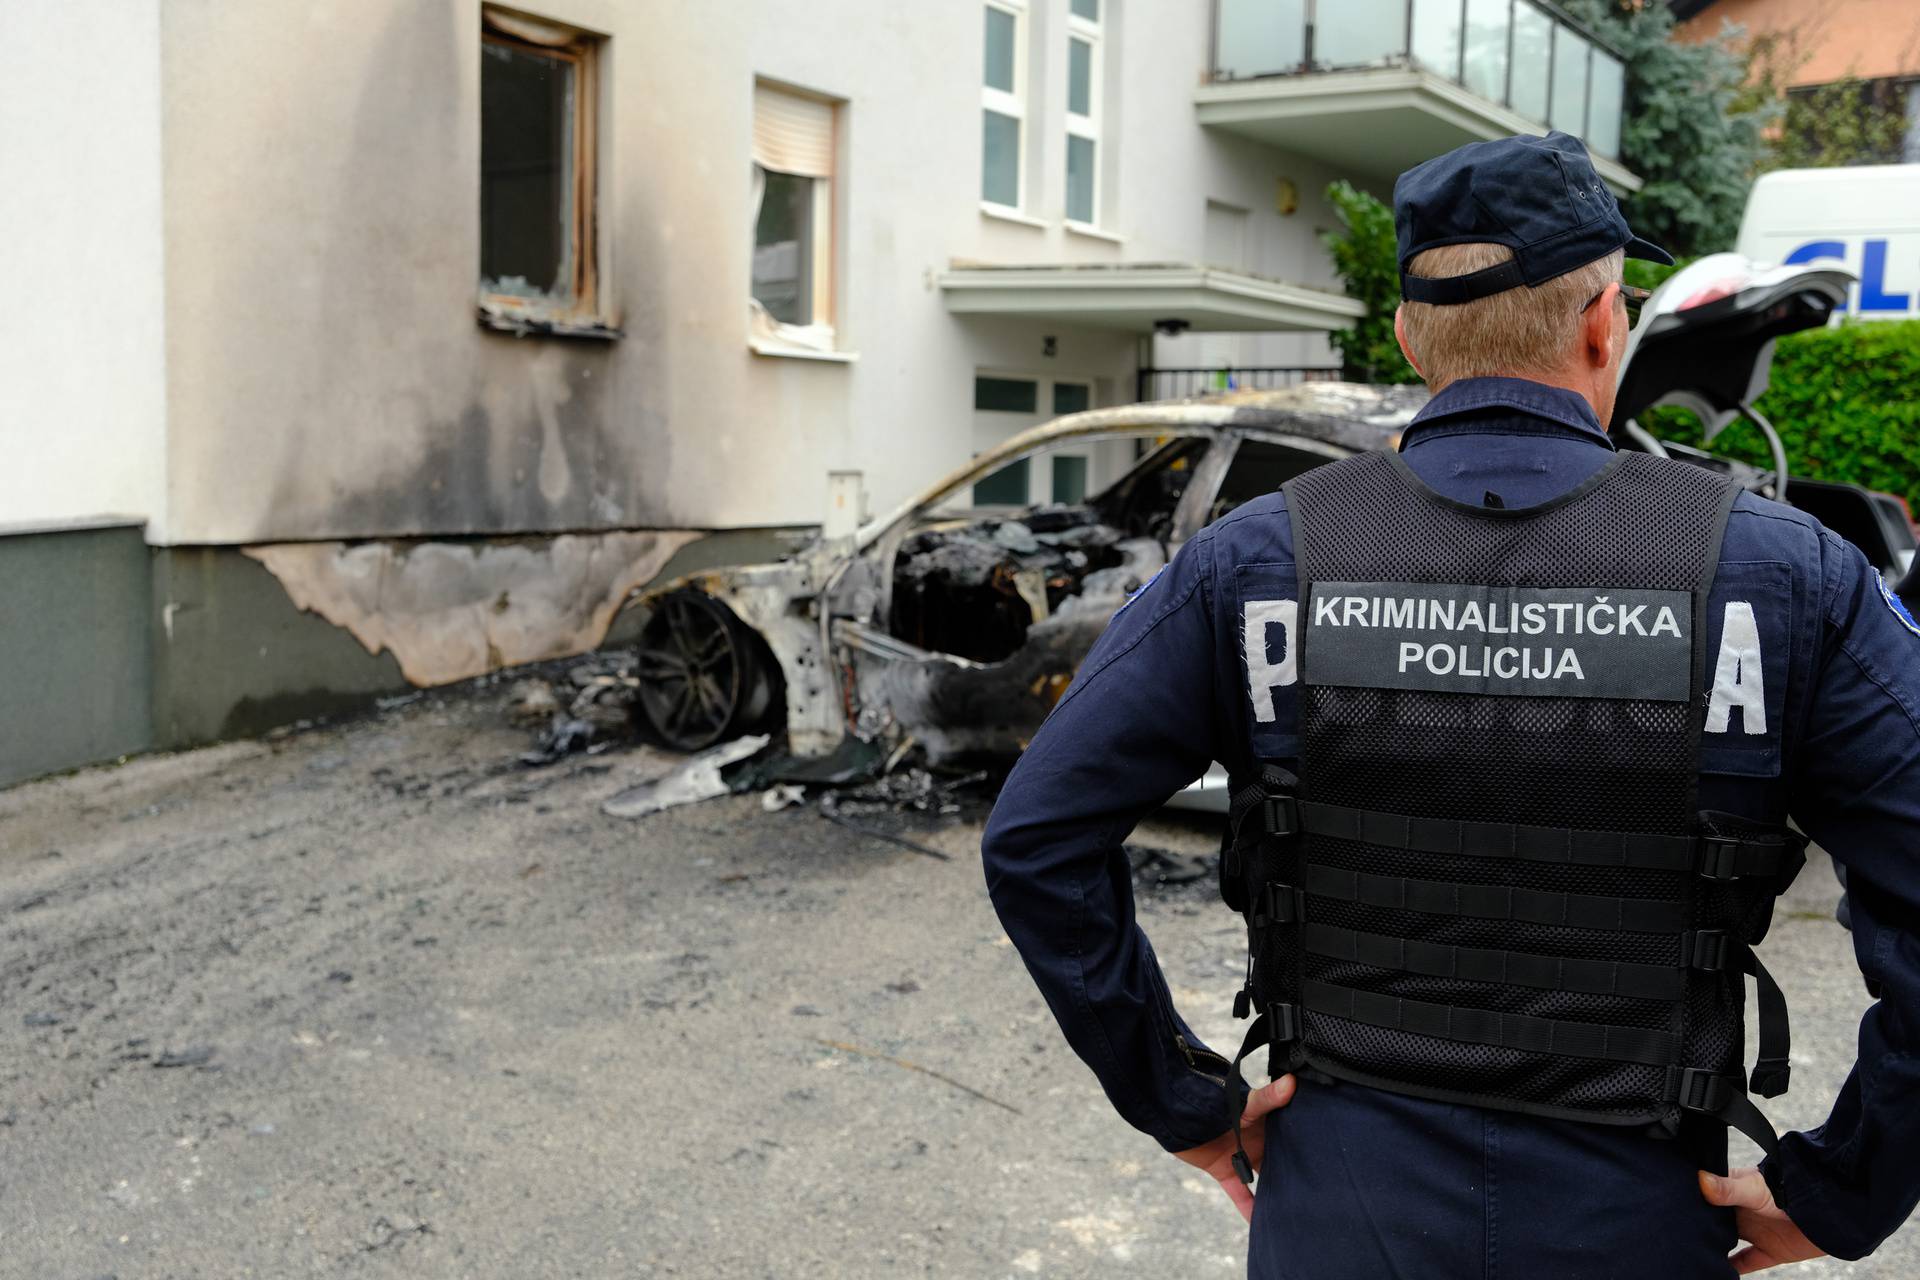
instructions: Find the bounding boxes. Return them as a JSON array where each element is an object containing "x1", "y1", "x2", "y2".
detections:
[{"x1": 622, "y1": 258, "x2": 1915, "y2": 778}]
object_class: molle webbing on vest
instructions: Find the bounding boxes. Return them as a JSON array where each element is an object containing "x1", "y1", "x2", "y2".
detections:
[{"x1": 1223, "y1": 449, "x2": 1799, "y2": 1170}]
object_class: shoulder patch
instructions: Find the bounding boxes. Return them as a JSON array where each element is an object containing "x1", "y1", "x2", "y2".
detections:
[
  {"x1": 1115, "y1": 565, "x2": 1165, "y2": 615},
  {"x1": 1876, "y1": 569, "x2": 1920, "y2": 638}
]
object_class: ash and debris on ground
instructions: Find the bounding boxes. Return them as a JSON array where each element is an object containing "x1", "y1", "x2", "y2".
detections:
[
  {"x1": 0, "y1": 665, "x2": 1265, "y2": 1278},
  {"x1": 2, "y1": 655, "x2": 1903, "y2": 1277},
  {"x1": 509, "y1": 652, "x2": 644, "y2": 766},
  {"x1": 509, "y1": 646, "x2": 1216, "y2": 887},
  {"x1": 509, "y1": 651, "x2": 1010, "y2": 848}
]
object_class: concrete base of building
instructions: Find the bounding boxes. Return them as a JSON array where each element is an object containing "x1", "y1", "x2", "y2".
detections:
[
  {"x1": 0, "y1": 519, "x2": 156, "y2": 788},
  {"x1": 0, "y1": 522, "x2": 815, "y2": 789}
]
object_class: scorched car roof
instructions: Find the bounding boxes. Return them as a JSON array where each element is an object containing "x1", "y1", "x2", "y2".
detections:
[{"x1": 859, "y1": 381, "x2": 1431, "y2": 548}]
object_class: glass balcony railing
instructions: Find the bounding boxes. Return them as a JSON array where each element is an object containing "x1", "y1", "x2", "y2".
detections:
[{"x1": 1213, "y1": 0, "x2": 1626, "y2": 161}]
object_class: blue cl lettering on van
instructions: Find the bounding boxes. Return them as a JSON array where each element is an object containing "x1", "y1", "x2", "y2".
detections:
[
  {"x1": 1859, "y1": 239, "x2": 1911, "y2": 312},
  {"x1": 1786, "y1": 237, "x2": 1913, "y2": 314}
]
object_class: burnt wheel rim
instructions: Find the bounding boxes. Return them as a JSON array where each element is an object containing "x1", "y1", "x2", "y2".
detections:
[{"x1": 636, "y1": 592, "x2": 746, "y2": 751}]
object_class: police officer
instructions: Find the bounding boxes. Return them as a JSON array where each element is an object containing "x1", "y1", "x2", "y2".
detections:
[{"x1": 981, "y1": 132, "x2": 1920, "y2": 1278}]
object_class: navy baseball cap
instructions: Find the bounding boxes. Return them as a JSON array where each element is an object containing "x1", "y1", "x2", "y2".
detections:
[{"x1": 1394, "y1": 131, "x2": 1671, "y2": 305}]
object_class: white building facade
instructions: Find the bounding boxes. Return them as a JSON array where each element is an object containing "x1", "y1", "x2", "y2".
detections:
[{"x1": 0, "y1": 0, "x2": 1635, "y2": 783}]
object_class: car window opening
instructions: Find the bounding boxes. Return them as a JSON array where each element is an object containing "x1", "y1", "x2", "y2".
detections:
[{"x1": 886, "y1": 436, "x2": 1290, "y2": 665}]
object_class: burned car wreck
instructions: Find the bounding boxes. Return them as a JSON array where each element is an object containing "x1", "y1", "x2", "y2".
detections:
[
  {"x1": 622, "y1": 383, "x2": 1425, "y2": 772},
  {"x1": 614, "y1": 256, "x2": 1916, "y2": 796}
]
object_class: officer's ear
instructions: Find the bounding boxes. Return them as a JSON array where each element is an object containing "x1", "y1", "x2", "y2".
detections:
[
  {"x1": 1581, "y1": 283, "x2": 1621, "y2": 371},
  {"x1": 1393, "y1": 306, "x2": 1425, "y2": 379}
]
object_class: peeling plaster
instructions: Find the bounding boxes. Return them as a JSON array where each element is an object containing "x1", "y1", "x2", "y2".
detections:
[{"x1": 245, "y1": 531, "x2": 700, "y2": 687}]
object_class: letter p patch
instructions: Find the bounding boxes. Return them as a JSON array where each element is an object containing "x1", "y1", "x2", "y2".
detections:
[{"x1": 1245, "y1": 599, "x2": 1297, "y2": 723}]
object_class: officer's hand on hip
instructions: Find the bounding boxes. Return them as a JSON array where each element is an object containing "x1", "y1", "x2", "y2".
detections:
[
  {"x1": 1173, "y1": 1076, "x2": 1297, "y2": 1222},
  {"x1": 1699, "y1": 1168, "x2": 1825, "y2": 1273}
]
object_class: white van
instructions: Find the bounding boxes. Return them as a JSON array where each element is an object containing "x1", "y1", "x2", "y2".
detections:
[{"x1": 1735, "y1": 165, "x2": 1920, "y2": 319}]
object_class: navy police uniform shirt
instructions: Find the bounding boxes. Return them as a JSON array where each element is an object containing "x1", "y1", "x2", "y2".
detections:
[{"x1": 981, "y1": 376, "x2": 1920, "y2": 1277}]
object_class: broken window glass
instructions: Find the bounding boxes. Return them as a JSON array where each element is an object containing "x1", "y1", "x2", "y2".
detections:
[
  {"x1": 753, "y1": 169, "x2": 815, "y2": 326},
  {"x1": 480, "y1": 40, "x2": 576, "y2": 300}
]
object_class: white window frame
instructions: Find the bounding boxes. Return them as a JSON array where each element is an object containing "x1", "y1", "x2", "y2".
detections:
[
  {"x1": 967, "y1": 372, "x2": 1103, "y2": 509},
  {"x1": 981, "y1": 0, "x2": 1029, "y2": 216},
  {"x1": 1064, "y1": 3, "x2": 1102, "y2": 229}
]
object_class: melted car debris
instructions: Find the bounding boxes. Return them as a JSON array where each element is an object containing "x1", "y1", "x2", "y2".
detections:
[
  {"x1": 514, "y1": 657, "x2": 644, "y2": 766},
  {"x1": 601, "y1": 734, "x2": 773, "y2": 819},
  {"x1": 513, "y1": 647, "x2": 1205, "y2": 872},
  {"x1": 597, "y1": 721, "x2": 996, "y2": 830},
  {"x1": 890, "y1": 505, "x2": 1132, "y2": 664}
]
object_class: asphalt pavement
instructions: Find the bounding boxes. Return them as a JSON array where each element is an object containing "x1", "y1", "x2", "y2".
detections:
[{"x1": 0, "y1": 684, "x2": 1909, "y2": 1278}]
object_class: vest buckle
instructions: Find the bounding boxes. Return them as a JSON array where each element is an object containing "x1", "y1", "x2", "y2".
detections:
[
  {"x1": 1697, "y1": 835, "x2": 1745, "y2": 880},
  {"x1": 1262, "y1": 795, "x2": 1300, "y2": 837},
  {"x1": 1267, "y1": 1003, "x2": 1301, "y2": 1044},
  {"x1": 1252, "y1": 882, "x2": 1305, "y2": 928},
  {"x1": 1670, "y1": 1066, "x2": 1733, "y2": 1113},
  {"x1": 1682, "y1": 929, "x2": 1730, "y2": 971}
]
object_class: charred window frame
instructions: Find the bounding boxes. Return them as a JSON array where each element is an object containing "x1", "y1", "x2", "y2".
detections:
[
  {"x1": 478, "y1": 9, "x2": 610, "y2": 337},
  {"x1": 750, "y1": 80, "x2": 843, "y2": 357}
]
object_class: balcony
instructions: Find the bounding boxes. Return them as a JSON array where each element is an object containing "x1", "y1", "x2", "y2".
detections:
[
  {"x1": 1200, "y1": 0, "x2": 1638, "y2": 193},
  {"x1": 939, "y1": 263, "x2": 1366, "y2": 333}
]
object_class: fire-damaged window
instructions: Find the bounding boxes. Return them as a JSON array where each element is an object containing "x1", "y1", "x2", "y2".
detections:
[
  {"x1": 751, "y1": 80, "x2": 841, "y2": 355},
  {"x1": 479, "y1": 9, "x2": 604, "y2": 334}
]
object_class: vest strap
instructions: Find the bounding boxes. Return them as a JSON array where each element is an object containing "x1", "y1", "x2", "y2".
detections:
[
  {"x1": 1744, "y1": 948, "x2": 1792, "y2": 1098},
  {"x1": 1299, "y1": 799, "x2": 1800, "y2": 881},
  {"x1": 1225, "y1": 1013, "x2": 1270, "y2": 1186},
  {"x1": 1302, "y1": 978, "x2": 1680, "y2": 1066},
  {"x1": 1303, "y1": 862, "x2": 1688, "y2": 934},
  {"x1": 1302, "y1": 922, "x2": 1687, "y2": 1001},
  {"x1": 1664, "y1": 1067, "x2": 1782, "y2": 1157}
]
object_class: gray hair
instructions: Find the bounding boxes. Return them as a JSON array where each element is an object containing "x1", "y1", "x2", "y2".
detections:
[{"x1": 1398, "y1": 244, "x2": 1625, "y2": 387}]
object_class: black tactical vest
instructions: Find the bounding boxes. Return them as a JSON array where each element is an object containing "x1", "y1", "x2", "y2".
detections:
[{"x1": 1221, "y1": 449, "x2": 1805, "y2": 1184}]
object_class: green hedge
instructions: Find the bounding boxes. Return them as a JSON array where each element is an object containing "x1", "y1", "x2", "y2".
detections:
[{"x1": 1639, "y1": 319, "x2": 1920, "y2": 512}]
